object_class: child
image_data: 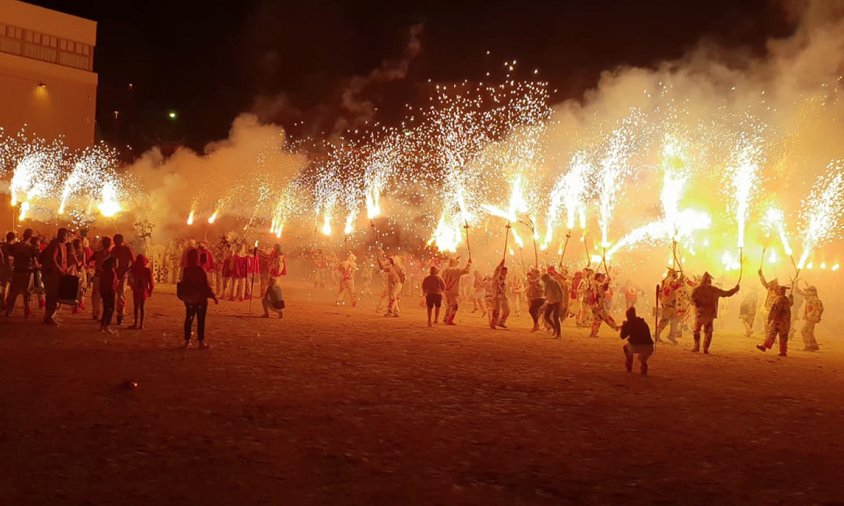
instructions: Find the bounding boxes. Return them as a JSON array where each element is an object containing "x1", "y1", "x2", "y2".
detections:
[
  {"x1": 99, "y1": 257, "x2": 119, "y2": 334},
  {"x1": 421, "y1": 266, "x2": 445, "y2": 327},
  {"x1": 129, "y1": 254, "x2": 154, "y2": 329},
  {"x1": 619, "y1": 306, "x2": 654, "y2": 376},
  {"x1": 262, "y1": 276, "x2": 285, "y2": 319}
]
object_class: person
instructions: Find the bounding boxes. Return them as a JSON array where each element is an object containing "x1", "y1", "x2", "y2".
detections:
[
  {"x1": 111, "y1": 234, "x2": 134, "y2": 325},
  {"x1": 68, "y1": 238, "x2": 84, "y2": 312},
  {"x1": 421, "y1": 265, "x2": 446, "y2": 327},
  {"x1": 471, "y1": 270, "x2": 487, "y2": 316},
  {"x1": 99, "y1": 256, "x2": 119, "y2": 334},
  {"x1": 655, "y1": 269, "x2": 682, "y2": 344},
  {"x1": 336, "y1": 252, "x2": 357, "y2": 307},
  {"x1": 379, "y1": 252, "x2": 405, "y2": 317},
  {"x1": 181, "y1": 248, "x2": 218, "y2": 348},
  {"x1": 441, "y1": 257, "x2": 472, "y2": 325},
  {"x1": 359, "y1": 260, "x2": 373, "y2": 296},
  {"x1": 489, "y1": 260, "x2": 510, "y2": 329},
  {"x1": 196, "y1": 241, "x2": 215, "y2": 274},
  {"x1": 789, "y1": 284, "x2": 805, "y2": 340},
  {"x1": 795, "y1": 284, "x2": 823, "y2": 351},
  {"x1": 89, "y1": 236, "x2": 113, "y2": 321},
  {"x1": 757, "y1": 269, "x2": 780, "y2": 329},
  {"x1": 690, "y1": 272, "x2": 739, "y2": 353},
  {"x1": 756, "y1": 285, "x2": 793, "y2": 357},
  {"x1": 261, "y1": 276, "x2": 285, "y2": 319},
  {"x1": 267, "y1": 244, "x2": 287, "y2": 285},
  {"x1": 588, "y1": 272, "x2": 620, "y2": 337},
  {"x1": 0, "y1": 231, "x2": 14, "y2": 301},
  {"x1": 739, "y1": 290, "x2": 759, "y2": 338},
  {"x1": 42, "y1": 228, "x2": 71, "y2": 326},
  {"x1": 526, "y1": 267, "x2": 545, "y2": 332},
  {"x1": 541, "y1": 272, "x2": 563, "y2": 338},
  {"x1": 129, "y1": 254, "x2": 154, "y2": 329},
  {"x1": 4, "y1": 229, "x2": 39, "y2": 317},
  {"x1": 623, "y1": 281, "x2": 638, "y2": 309},
  {"x1": 230, "y1": 243, "x2": 251, "y2": 301},
  {"x1": 619, "y1": 306, "x2": 654, "y2": 375},
  {"x1": 509, "y1": 272, "x2": 525, "y2": 316},
  {"x1": 576, "y1": 268, "x2": 594, "y2": 327}
]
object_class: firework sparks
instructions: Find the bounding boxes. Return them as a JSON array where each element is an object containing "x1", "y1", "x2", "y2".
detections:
[
  {"x1": 725, "y1": 132, "x2": 764, "y2": 249},
  {"x1": 797, "y1": 161, "x2": 844, "y2": 268}
]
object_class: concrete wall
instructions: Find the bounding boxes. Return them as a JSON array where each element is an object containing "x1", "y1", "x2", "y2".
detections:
[{"x1": 0, "y1": 0, "x2": 97, "y2": 149}]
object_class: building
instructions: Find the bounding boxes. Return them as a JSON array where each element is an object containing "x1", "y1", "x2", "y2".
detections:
[{"x1": 0, "y1": 0, "x2": 97, "y2": 149}]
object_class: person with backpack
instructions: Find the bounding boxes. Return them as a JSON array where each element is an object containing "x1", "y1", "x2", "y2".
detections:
[{"x1": 179, "y1": 248, "x2": 218, "y2": 348}]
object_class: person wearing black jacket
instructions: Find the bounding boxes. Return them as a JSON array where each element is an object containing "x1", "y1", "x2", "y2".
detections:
[
  {"x1": 180, "y1": 249, "x2": 218, "y2": 349},
  {"x1": 619, "y1": 306, "x2": 654, "y2": 375}
]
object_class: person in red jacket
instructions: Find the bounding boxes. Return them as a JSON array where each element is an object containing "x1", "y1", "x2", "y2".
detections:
[
  {"x1": 99, "y1": 256, "x2": 119, "y2": 334},
  {"x1": 129, "y1": 254, "x2": 154, "y2": 330}
]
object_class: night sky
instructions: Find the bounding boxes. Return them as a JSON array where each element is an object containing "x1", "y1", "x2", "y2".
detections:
[{"x1": 30, "y1": 0, "x2": 793, "y2": 154}]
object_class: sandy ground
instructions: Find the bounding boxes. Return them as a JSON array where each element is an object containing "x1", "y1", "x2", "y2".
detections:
[{"x1": 1, "y1": 281, "x2": 843, "y2": 505}]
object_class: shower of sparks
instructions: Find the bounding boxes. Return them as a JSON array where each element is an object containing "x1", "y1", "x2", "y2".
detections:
[
  {"x1": 544, "y1": 151, "x2": 590, "y2": 249},
  {"x1": 725, "y1": 131, "x2": 764, "y2": 249},
  {"x1": 797, "y1": 161, "x2": 844, "y2": 268},
  {"x1": 763, "y1": 207, "x2": 793, "y2": 256},
  {"x1": 97, "y1": 181, "x2": 122, "y2": 218},
  {"x1": 596, "y1": 113, "x2": 641, "y2": 248}
]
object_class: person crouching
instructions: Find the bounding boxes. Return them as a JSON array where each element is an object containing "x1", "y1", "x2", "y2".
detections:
[
  {"x1": 619, "y1": 306, "x2": 654, "y2": 376},
  {"x1": 262, "y1": 276, "x2": 285, "y2": 319}
]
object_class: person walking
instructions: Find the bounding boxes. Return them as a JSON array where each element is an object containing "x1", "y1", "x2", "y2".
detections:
[
  {"x1": 541, "y1": 272, "x2": 563, "y2": 338},
  {"x1": 690, "y1": 272, "x2": 740, "y2": 353},
  {"x1": 180, "y1": 249, "x2": 218, "y2": 348},
  {"x1": 111, "y1": 234, "x2": 134, "y2": 325},
  {"x1": 526, "y1": 267, "x2": 545, "y2": 332}
]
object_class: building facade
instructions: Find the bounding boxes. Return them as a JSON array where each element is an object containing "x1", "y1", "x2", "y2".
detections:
[{"x1": 0, "y1": 0, "x2": 97, "y2": 148}]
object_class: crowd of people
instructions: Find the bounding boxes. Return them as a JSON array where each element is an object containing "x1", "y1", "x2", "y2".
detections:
[
  {"x1": 0, "y1": 229, "x2": 288, "y2": 348},
  {"x1": 1, "y1": 228, "x2": 828, "y2": 372}
]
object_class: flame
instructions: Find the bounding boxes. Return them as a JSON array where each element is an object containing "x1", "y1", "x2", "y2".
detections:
[
  {"x1": 321, "y1": 213, "x2": 332, "y2": 236},
  {"x1": 97, "y1": 182, "x2": 121, "y2": 217},
  {"x1": 187, "y1": 209, "x2": 195, "y2": 225},
  {"x1": 18, "y1": 201, "x2": 30, "y2": 220},
  {"x1": 344, "y1": 211, "x2": 357, "y2": 235},
  {"x1": 208, "y1": 210, "x2": 219, "y2": 224},
  {"x1": 721, "y1": 250, "x2": 741, "y2": 271},
  {"x1": 427, "y1": 212, "x2": 462, "y2": 252}
]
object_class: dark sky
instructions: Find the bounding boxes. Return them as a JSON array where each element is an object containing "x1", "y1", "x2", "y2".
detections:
[{"x1": 30, "y1": 0, "x2": 793, "y2": 153}]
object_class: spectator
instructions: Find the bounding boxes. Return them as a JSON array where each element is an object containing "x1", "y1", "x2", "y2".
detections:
[
  {"x1": 129, "y1": 253, "x2": 154, "y2": 329},
  {"x1": 180, "y1": 249, "x2": 218, "y2": 349},
  {"x1": 261, "y1": 276, "x2": 284, "y2": 319}
]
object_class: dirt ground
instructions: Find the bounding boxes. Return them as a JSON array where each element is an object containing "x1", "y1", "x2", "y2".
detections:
[{"x1": 1, "y1": 281, "x2": 843, "y2": 505}]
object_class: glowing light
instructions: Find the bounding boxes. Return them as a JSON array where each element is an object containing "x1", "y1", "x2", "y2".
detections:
[
  {"x1": 18, "y1": 200, "x2": 30, "y2": 220},
  {"x1": 208, "y1": 210, "x2": 219, "y2": 224}
]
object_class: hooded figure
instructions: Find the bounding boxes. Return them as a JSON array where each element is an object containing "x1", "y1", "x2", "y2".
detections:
[
  {"x1": 489, "y1": 260, "x2": 510, "y2": 329},
  {"x1": 588, "y1": 272, "x2": 619, "y2": 337},
  {"x1": 689, "y1": 271, "x2": 740, "y2": 353},
  {"x1": 656, "y1": 268, "x2": 682, "y2": 343},
  {"x1": 336, "y1": 252, "x2": 357, "y2": 307},
  {"x1": 795, "y1": 285, "x2": 823, "y2": 351},
  {"x1": 756, "y1": 285, "x2": 793, "y2": 356},
  {"x1": 739, "y1": 290, "x2": 759, "y2": 338},
  {"x1": 758, "y1": 269, "x2": 780, "y2": 321},
  {"x1": 441, "y1": 256, "x2": 472, "y2": 325},
  {"x1": 377, "y1": 251, "x2": 404, "y2": 317}
]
